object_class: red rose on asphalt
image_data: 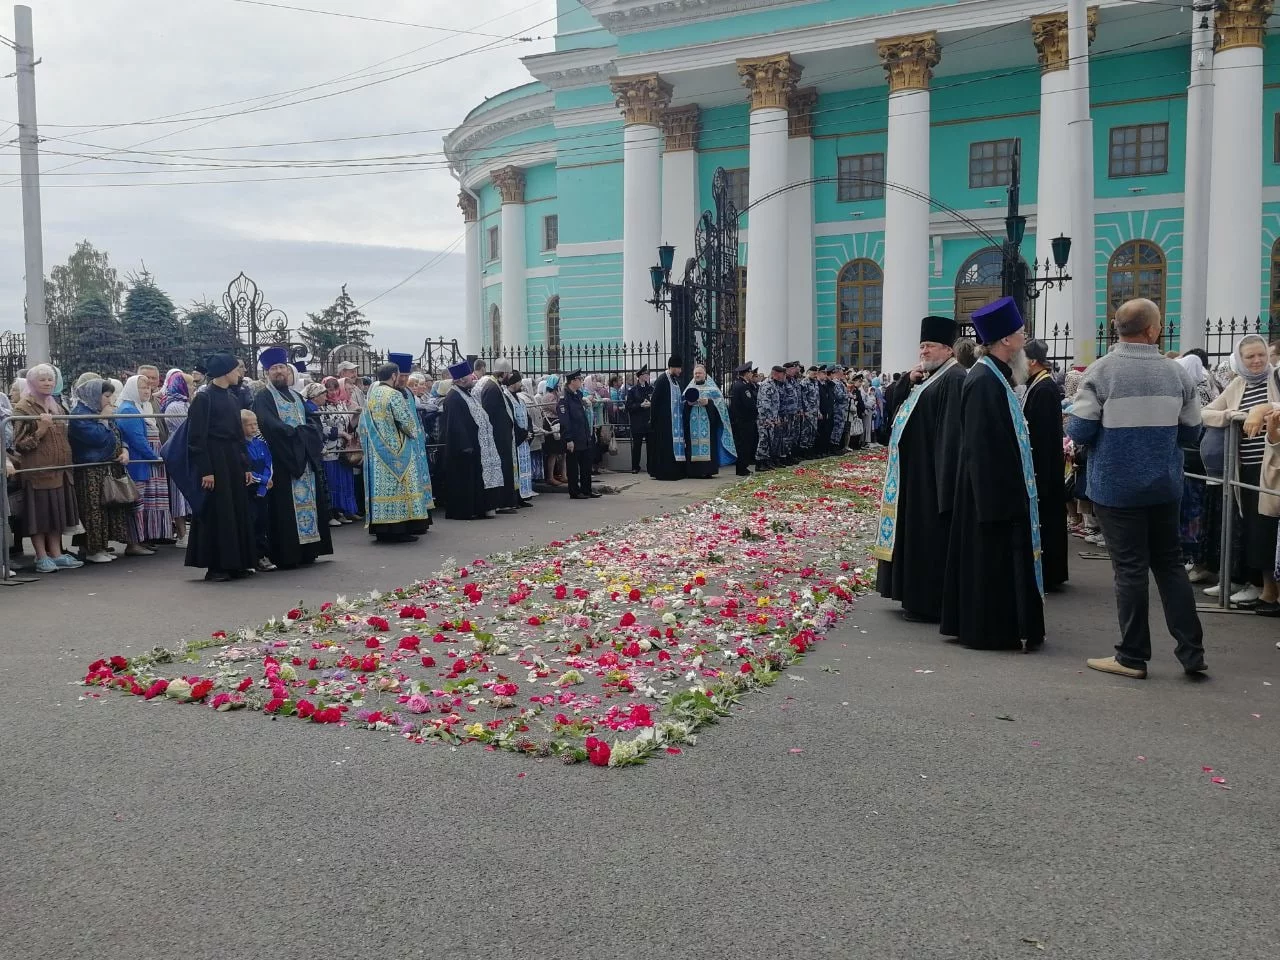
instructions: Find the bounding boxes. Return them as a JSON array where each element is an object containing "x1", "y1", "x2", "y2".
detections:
[
  {"x1": 109, "y1": 655, "x2": 128, "y2": 672},
  {"x1": 398, "y1": 636, "x2": 420, "y2": 651},
  {"x1": 236, "y1": 677, "x2": 254, "y2": 693},
  {"x1": 363, "y1": 637, "x2": 380, "y2": 649},
  {"x1": 628, "y1": 588, "x2": 642, "y2": 602},
  {"x1": 739, "y1": 662, "x2": 753, "y2": 674},
  {"x1": 527, "y1": 616, "x2": 542, "y2": 626},
  {"x1": 622, "y1": 641, "x2": 641, "y2": 658},
  {"x1": 190, "y1": 679, "x2": 215, "y2": 700},
  {"x1": 212, "y1": 631, "x2": 227, "y2": 639},
  {"x1": 554, "y1": 713, "x2": 571, "y2": 726},
  {"x1": 459, "y1": 620, "x2": 473, "y2": 633},
  {"x1": 264, "y1": 697, "x2": 285, "y2": 714},
  {"x1": 619, "y1": 612, "x2": 637, "y2": 628},
  {"x1": 143, "y1": 679, "x2": 169, "y2": 700},
  {"x1": 452, "y1": 659, "x2": 468, "y2": 674},
  {"x1": 367, "y1": 616, "x2": 390, "y2": 632},
  {"x1": 657, "y1": 650, "x2": 671, "y2": 662},
  {"x1": 320, "y1": 602, "x2": 332, "y2": 612},
  {"x1": 420, "y1": 655, "x2": 436, "y2": 668},
  {"x1": 296, "y1": 699, "x2": 316, "y2": 719},
  {"x1": 313, "y1": 707, "x2": 342, "y2": 724},
  {"x1": 307, "y1": 658, "x2": 319, "y2": 670},
  {"x1": 629, "y1": 703, "x2": 653, "y2": 726},
  {"x1": 554, "y1": 584, "x2": 567, "y2": 600},
  {"x1": 286, "y1": 609, "x2": 302, "y2": 620},
  {"x1": 585, "y1": 737, "x2": 611, "y2": 767}
]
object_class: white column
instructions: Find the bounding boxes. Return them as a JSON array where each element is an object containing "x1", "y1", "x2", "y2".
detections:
[
  {"x1": 492, "y1": 165, "x2": 528, "y2": 348},
  {"x1": 612, "y1": 74, "x2": 673, "y2": 346},
  {"x1": 787, "y1": 88, "x2": 816, "y2": 362},
  {"x1": 1206, "y1": 2, "x2": 1269, "y2": 327},
  {"x1": 1180, "y1": 5, "x2": 1215, "y2": 349},
  {"x1": 459, "y1": 191, "x2": 482, "y2": 355},
  {"x1": 738, "y1": 54, "x2": 801, "y2": 367},
  {"x1": 1067, "y1": 0, "x2": 1098, "y2": 360},
  {"x1": 660, "y1": 105, "x2": 700, "y2": 295},
  {"x1": 877, "y1": 34, "x2": 939, "y2": 373}
]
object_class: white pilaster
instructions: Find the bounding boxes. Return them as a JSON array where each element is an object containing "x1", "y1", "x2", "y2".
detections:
[
  {"x1": 787, "y1": 133, "x2": 815, "y2": 363},
  {"x1": 744, "y1": 106, "x2": 790, "y2": 365},
  {"x1": 1206, "y1": 13, "x2": 1266, "y2": 327},
  {"x1": 622, "y1": 122, "x2": 664, "y2": 344},
  {"x1": 463, "y1": 218, "x2": 482, "y2": 355},
  {"x1": 881, "y1": 87, "x2": 931, "y2": 372},
  {"x1": 500, "y1": 201, "x2": 527, "y2": 347},
  {"x1": 1067, "y1": 0, "x2": 1097, "y2": 360},
  {"x1": 660, "y1": 105, "x2": 700, "y2": 292},
  {"x1": 1035, "y1": 68, "x2": 1074, "y2": 334},
  {"x1": 1180, "y1": 7, "x2": 1215, "y2": 349}
]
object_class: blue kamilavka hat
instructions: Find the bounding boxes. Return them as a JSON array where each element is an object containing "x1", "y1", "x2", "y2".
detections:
[
  {"x1": 388, "y1": 352, "x2": 414, "y2": 374},
  {"x1": 258, "y1": 346, "x2": 289, "y2": 370},
  {"x1": 447, "y1": 359, "x2": 473, "y2": 380},
  {"x1": 970, "y1": 297, "x2": 1024, "y2": 345}
]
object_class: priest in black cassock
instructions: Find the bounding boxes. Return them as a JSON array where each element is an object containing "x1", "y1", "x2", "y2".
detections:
[
  {"x1": 1022, "y1": 339, "x2": 1068, "y2": 589},
  {"x1": 647, "y1": 355, "x2": 686, "y2": 481},
  {"x1": 252, "y1": 348, "x2": 334, "y2": 569},
  {"x1": 181, "y1": 352, "x2": 256, "y2": 582},
  {"x1": 873, "y1": 315, "x2": 966, "y2": 623},
  {"x1": 476, "y1": 359, "x2": 519, "y2": 514},
  {"x1": 440, "y1": 360, "x2": 506, "y2": 520},
  {"x1": 941, "y1": 297, "x2": 1046, "y2": 652}
]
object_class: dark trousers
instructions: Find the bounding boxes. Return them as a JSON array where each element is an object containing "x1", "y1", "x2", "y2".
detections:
[
  {"x1": 1095, "y1": 501, "x2": 1206, "y2": 669},
  {"x1": 631, "y1": 431, "x2": 647, "y2": 472},
  {"x1": 568, "y1": 448, "x2": 592, "y2": 497},
  {"x1": 250, "y1": 495, "x2": 270, "y2": 561}
]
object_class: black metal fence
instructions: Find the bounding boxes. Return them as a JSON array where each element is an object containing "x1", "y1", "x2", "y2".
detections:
[
  {"x1": 0, "y1": 330, "x2": 26, "y2": 391},
  {"x1": 1096, "y1": 315, "x2": 1180, "y2": 360},
  {"x1": 1202, "y1": 316, "x2": 1276, "y2": 367},
  {"x1": 418, "y1": 339, "x2": 667, "y2": 385}
]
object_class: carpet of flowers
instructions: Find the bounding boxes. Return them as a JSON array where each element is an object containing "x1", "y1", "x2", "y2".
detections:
[{"x1": 81, "y1": 453, "x2": 886, "y2": 767}]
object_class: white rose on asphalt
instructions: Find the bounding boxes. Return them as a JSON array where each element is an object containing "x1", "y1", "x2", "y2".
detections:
[{"x1": 165, "y1": 678, "x2": 192, "y2": 701}]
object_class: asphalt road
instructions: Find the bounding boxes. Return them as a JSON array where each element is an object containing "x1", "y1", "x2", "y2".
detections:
[{"x1": 3, "y1": 469, "x2": 1277, "y2": 960}]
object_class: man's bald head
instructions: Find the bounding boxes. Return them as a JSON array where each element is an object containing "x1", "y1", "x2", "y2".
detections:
[{"x1": 1114, "y1": 299, "x2": 1162, "y2": 342}]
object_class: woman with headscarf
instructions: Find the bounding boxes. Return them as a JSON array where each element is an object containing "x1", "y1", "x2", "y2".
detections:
[
  {"x1": 317, "y1": 377, "x2": 359, "y2": 524},
  {"x1": 1177, "y1": 350, "x2": 1220, "y2": 584},
  {"x1": 158, "y1": 368, "x2": 194, "y2": 544},
  {"x1": 67, "y1": 378, "x2": 140, "y2": 563},
  {"x1": 1201, "y1": 334, "x2": 1280, "y2": 608},
  {"x1": 508, "y1": 372, "x2": 536, "y2": 505},
  {"x1": 536, "y1": 374, "x2": 567, "y2": 487},
  {"x1": 116, "y1": 375, "x2": 168, "y2": 552},
  {"x1": 11, "y1": 364, "x2": 83, "y2": 573}
]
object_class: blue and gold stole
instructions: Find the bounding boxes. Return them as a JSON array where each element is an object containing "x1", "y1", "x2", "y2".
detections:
[
  {"x1": 979, "y1": 356, "x2": 1044, "y2": 597},
  {"x1": 667, "y1": 373, "x2": 686, "y2": 461},
  {"x1": 872, "y1": 358, "x2": 957, "y2": 562},
  {"x1": 269, "y1": 387, "x2": 320, "y2": 546}
]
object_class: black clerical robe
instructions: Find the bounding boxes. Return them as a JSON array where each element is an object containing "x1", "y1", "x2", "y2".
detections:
[
  {"x1": 816, "y1": 380, "x2": 835, "y2": 455},
  {"x1": 876, "y1": 361, "x2": 966, "y2": 621},
  {"x1": 184, "y1": 383, "x2": 256, "y2": 575},
  {"x1": 441, "y1": 386, "x2": 500, "y2": 520},
  {"x1": 252, "y1": 385, "x2": 334, "y2": 568},
  {"x1": 728, "y1": 378, "x2": 757, "y2": 472},
  {"x1": 1023, "y1": 371, "x2": 1068, "y2": 588},
  {"x1": 941, "y1": 357, "x2": 1046, "y2": 649},
  {"x1": 478, "y1": 377, "x2": 517, "y2": 510},
  {"x1": 647, "y1": 371, "x2": 686, "y2": 481}
]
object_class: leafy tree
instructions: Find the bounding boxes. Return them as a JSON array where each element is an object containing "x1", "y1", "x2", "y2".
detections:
[
  {"x1": 65, "y1": 295, "x2": 131, "y2": 381},
  {"x1": 122, "y1": 268, "x2": 185, "y2": 370},
  {"x1": 45, "y1": 241, "x2": 126, "y2": 368},
  {"x1": 299, "y1": 284, "x2": 371, "y2": 362},
  {"x1": 182, "y1": 301, "x2": 244, "y2": 366}
]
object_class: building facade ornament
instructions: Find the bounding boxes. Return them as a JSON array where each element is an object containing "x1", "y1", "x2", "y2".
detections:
[
  {"x1": 787, "y1": 87, "x2": 819, "y2": 138},
  {"x1": 660, "y1": 104, "x2": 701, "y2": 152},
  {"x1": 876, "y1": 32, "x2": 941, "y2": 93},
  {"x1": 591, "y1": 0, "x2": 808, "y2": 35},
  {"x1": 610, "y1": 73, "x2": 674, "y2": 126},
  {"x1": 736, "y1": 53, "x2": 802, "y2": 112},
  {"x1": 1030, "y1": 8, "x2": 1098, "y2": 74},
  {"x1": 492, "y1": 165, "x2": 527, "y2": 204},
  {"x1": 458, "y1": 192, "x2": 478, "y2": 222},
  {"x1": 1214, "y1": 0, "x2": 1273, "y2": 52}
]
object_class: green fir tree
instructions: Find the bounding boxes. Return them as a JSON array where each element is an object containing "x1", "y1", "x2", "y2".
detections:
[
  {"x1": 44, "y1": 241, "x2": 126, "y2": 369},
  {"x1": 299, "y1": 284, "x2": 371, "y2": 363},
  {"x1": 122, "y1": 268, "x2": 185, "y2": 370},
  {"x1": 182, "y1": 302, "x2": 244, "y2": 366},
  {"x1": 66, "y1": 295, "x2": 131, "y2": 381}
]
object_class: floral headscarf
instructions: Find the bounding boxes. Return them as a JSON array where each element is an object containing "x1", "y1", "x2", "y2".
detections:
[{"x1": 159, "y1": 369, "x2": 190, "y2": 412}]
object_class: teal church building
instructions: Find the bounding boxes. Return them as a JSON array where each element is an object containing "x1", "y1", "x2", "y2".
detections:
[{"x1": 445, "y1": 0, "x2": 1279, "y2": 373}]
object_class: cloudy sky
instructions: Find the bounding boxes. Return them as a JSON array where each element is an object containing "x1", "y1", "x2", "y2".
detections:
[{"x1": 0, "y1": 0, "x2": 557, "y2": 353}]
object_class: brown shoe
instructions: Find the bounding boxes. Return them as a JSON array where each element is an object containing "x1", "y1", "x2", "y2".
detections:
[{"x1": 1086, "y1": 656, "x2": 1147, "y2": 679}]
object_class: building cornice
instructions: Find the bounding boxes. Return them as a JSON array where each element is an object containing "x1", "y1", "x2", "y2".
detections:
[
  {"x1": 460, "y1": 144, "x2": 557, "y2": 192},
  {"x1": 444, "y1": 91, "x2": 556, "y2": 170},
  {"x1": 588, "y1": 0, "x2": 821, "y2": 36},
  {"x1": 609, "y1": 0, "x2": 1131, "y2": 80},
  {"x1": 521, "y1": 45, "x2": 619, "y2": 91}
]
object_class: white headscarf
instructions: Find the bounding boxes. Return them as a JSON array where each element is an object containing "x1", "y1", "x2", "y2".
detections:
[
  {"x1": 1230, "y1": 334, "x2": 1271, "y2": 387},
  {"x1": 119, "y1": 374, "x2": 158, "y2": 430},
  {"x1": 1177, "y1": 353, "x2": 1207, "y2": 383}
]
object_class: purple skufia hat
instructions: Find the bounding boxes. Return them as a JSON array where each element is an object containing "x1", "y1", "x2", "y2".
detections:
[
  {"x1": 970, "y1": 297, "x2": 1024, "y2": 345},
  {"x1": 447, "y1": 359, "x2": 473, "y2": 380}
]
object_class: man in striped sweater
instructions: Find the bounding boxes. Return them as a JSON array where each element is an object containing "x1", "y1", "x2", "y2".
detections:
[{"x1": 1066, "y1": 298, "x2": 1208, "y2": 680}]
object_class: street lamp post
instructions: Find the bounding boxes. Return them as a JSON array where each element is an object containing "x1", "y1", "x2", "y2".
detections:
[{"x1": 1002, "y1": 140, "x2": 1072, "y2": 332}]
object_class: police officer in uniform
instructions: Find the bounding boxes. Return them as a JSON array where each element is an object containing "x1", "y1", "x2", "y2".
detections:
[
  {"x1": 728, "y1": 361, "x2": 758, "y2": 477},
  {"x1": 624, "y1": 364, "x2": 653, "y2": 475}
]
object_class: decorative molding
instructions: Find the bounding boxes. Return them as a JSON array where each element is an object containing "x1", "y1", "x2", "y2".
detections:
[
  {"x1": 556, "y1": 240, "x2": 625, "y2": 258},
  {"x1": 610, "y1": 73, "x2": 674, "y2": 126},
  {"x1": 588, "y1": 0, "x2": 818, "y2": 36},
  {"x1": 458, "y1": 192, "x2": 478, "y2": 222},
  {"x1": 1215, "y1": 0, "x2": 1273, "y2": 53},
  {"x1": 461, "y1": 145, "x2": 556, "y2": 193},
  {"x1": 444, "y1": 91, "x2": 555, "y2": 170},
  {"x1": 737, "y1": 53, "x2": 802, "y2": 112},
  {"x1": 877, "y1": 32, "x2": 941, "y2": 93},
  {"x1": 788, "y1": 87, "x2": 818, "y2": 138},
  {"x1": 661, "y1": 104, "x2": 701, "y2": 152},
  {"x1": 554, "y1": 103, "x2": 623, "y2": 129},
  {"x1": 492, "y1": 165, "x2": 527, "y2": 204},
  {"x1": 1030, "y1": 8, "x2": 1098, "y2": 74},
  {"x1": 521, "y1": 45, "x2": 619, "y2": 92}
]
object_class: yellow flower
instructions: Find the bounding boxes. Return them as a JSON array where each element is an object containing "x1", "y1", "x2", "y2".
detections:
[
  {"x1": 464, "y1": 723, "x2": 486, "y2": 738},
  {"x1": 756, "y1": 597, "x2": 772, "y2": 607}
]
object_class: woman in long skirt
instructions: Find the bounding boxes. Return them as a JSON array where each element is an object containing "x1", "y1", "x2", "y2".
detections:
[
  {"x1": 318, "y1": 378, "x2": 358, "y2": 524},
  {"x1": 117, "y1": 376, "x2": 169, "y2": 550},
  {"x1": 159, "y1": 369, "x2": 193, "y2": 545}
]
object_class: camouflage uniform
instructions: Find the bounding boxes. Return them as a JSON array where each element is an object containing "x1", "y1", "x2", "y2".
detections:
[
  {"x1": 830, "y1": 377, "x2": 849, "y2": 448},
  {"x1": 779, "y1": 375, "x2": 800, "y2": 460},
  {"x1": 755, "y1": 377, "x2": 784, "y2": 465},
  {"x1": 799, "y1": 376, "x2": 819, "y2": 454}
]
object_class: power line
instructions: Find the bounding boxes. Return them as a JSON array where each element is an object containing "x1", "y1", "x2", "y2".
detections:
[
  {"x1": 226, "y1": 0, "x2": 539, "y2": 39},
  {"x1": 356, "y1": 236, "x2": 465, "y2": 311}
]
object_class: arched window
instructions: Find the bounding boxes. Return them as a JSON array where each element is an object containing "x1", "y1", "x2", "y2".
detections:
[
  {"x1": 837, "y1": 259, "x2": 883, "y2": 368},
  {"x1": 954, "y1": 246, "x2": 1004, "y2": 327},
  {"x1": 489, "y1": 304, "x2": 501, "y2": 352},
  {"x1": 1107, "y1": 240, "x2": 1166, "y2": 320},
  {"x1": 545, "y1": 295, "x2": 561, "y2": 369},
  {"x1": 1269, "y1": 238, "x2": 1280, "y2": 323}
]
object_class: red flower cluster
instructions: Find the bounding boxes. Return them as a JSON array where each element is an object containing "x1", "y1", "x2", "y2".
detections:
[
  {"x1": 397, "y1": 636, "x2": 421, "y2": 652},
  {"x1": 398, "y1": 605, "x2": 428, "y2": 619},
  {"x1": 286, "y1": 608, "x2": 303, "y2": 620},
  {"x1": 367, "y1": 616, "x2": 390, "y2": 632},
  {"x1": 584, "y1": 736, "x2": 611, "y2": 766}
]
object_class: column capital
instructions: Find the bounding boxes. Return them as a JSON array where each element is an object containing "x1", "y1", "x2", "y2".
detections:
[
  {"x1": 736, "y1": 53, "x2": 802, "y2": 112},
  {"x1": 610, "y1": 73, "x2": 674, "y2": 126},
  {"x1": 660, "y1": 105, "x2": 700, "y2": 152},
  {"x1": 1030, "y1": 8, "x2": 1098, "y2": 74},
  {"x1": 458, "y1": 191, "x2": 478, "y2": 222},
  {"x1": 491, "y1": 165, "x2": 526, "y2": 204},
  {"x1": 876, "y1": 32, "x2": 941, "y2": 93},
  {"x1": 788, "y1": 87, "x2": 819, "y2": 138},
  {"x1": 1215, "y1": 0, "x2": 1274, "y2": 53}
]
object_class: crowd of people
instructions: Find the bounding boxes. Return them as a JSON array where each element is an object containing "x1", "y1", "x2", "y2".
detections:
[{"x1": 0, "y1": 348, "x2": 646, "y2": 584}]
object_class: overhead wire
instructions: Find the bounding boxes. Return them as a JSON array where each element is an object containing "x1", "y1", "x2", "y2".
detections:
[{"x1": 225, "y1": 0, "x2": 542, "y2": 39}]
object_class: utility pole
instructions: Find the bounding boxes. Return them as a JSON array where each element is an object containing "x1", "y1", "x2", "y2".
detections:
[
  {"x1": 1067, "y1": 0, "x2": 1097, "y2": 361},
  {"x1": 1180, "y1": 2, "x2": 1215, "y2": 350},
  {"x1": 14, "y1": 5, "x2": 47, "y2": 363}
]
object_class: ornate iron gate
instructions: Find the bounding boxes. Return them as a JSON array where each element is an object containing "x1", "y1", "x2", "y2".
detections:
[
  {"x1": 670, "y1": 168, "x2": 741, "y2": 386},
  {"x1": 0, "y1": 330, "x2": 26, "y2": 390},
  {"x1": 223, "y1": 272, "x2": 290, "y2": 362}
]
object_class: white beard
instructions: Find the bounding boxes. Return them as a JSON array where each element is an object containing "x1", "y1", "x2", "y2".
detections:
[{"x1": 1009, "y1": 349, "x2": 1030, "y2": 387}]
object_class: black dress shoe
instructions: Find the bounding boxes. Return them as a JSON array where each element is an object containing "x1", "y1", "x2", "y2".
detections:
[
  {"x1": 204, "y1": 570, "x2": 231, "y2": 582},
  {"x1": 570, "y1": 493, "x2": 588, "y2": 500},
  {"x1": 588, "y1": 491, "x2": 602, "y2": 498},
  {"x1": 1255, "y1": 601, "x2": 1280, "y2": 617}
]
